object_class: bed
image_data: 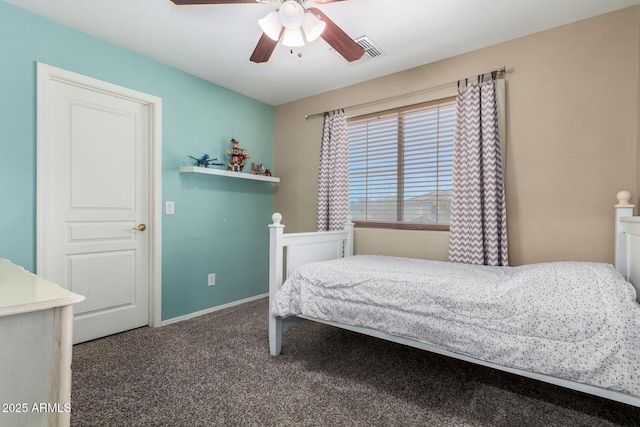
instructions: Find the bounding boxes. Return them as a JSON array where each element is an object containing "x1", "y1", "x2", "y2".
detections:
[{"x1": 268, "y1": 192, "x2": 640, "y2": 407}]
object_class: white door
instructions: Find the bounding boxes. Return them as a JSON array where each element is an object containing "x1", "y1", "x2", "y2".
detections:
[{"x1": 38, "y1": 67, "x2": 156, "y2": 344}]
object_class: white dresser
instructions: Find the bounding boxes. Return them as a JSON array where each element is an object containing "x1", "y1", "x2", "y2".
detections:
[{"x1": 0, "y1": 259, "x2": 84, "y2": 427}]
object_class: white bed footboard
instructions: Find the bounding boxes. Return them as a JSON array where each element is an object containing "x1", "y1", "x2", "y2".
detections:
[
  {"x1": 268, "y1": 213, "x2": 354, "y2": 355},
  {"x1": 615, "y1": 190, "x2": 640, "y2": 302}
]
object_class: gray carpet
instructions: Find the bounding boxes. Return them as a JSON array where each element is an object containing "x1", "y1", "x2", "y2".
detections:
[{"x1": 71, "y1": 298, "x2": 640, "y2": 426}]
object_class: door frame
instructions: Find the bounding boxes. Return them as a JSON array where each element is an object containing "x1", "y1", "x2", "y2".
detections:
[{"x1": 36, "y1": 62, "x2": 163, "y2": 328}]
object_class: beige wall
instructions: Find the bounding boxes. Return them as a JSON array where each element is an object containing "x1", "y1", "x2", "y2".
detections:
[{"x1": 274, "y1": 6, "x2": 640, "y2": 266}]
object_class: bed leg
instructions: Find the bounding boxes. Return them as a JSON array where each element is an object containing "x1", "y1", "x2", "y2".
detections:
[
  {"x1": 269, "y1": 315, "x2": 282, "y2": 356},
  {"x1": 269, "y1": 213, "x2": 285, "y2": 355}
]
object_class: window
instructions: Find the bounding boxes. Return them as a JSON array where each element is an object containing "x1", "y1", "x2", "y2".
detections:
[{"x1": 347, "y1": 97, "x2": 456, "y2": 230}]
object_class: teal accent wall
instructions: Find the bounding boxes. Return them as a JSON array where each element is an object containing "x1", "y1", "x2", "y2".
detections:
[{"x1": 0, "y1": 1, "x2": 275, "y2": 320}]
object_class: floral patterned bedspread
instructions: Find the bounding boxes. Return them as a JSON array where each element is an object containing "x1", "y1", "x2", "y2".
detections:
[{"x1": 272, "y1": 255, "x2": 640, "y2": 397}]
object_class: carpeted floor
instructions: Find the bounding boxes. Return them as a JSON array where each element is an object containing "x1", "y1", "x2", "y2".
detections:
[{"x1": 71, "y1": 298, "x2": 640, "y2": 426}]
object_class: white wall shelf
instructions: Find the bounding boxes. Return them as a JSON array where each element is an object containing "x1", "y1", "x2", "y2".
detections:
[{"x1": 179, "y1": 166, "x2": 280, "y2": 183}]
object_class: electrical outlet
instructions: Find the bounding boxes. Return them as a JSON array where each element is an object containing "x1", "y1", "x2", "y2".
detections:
[{"x1": 208, "y1": 273, "x2": 215, "y2": 286}]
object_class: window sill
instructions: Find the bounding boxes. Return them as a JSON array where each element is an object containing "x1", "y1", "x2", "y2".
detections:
[{"x1": 353, "y1": 221, "x2": 450, "y2": 232}]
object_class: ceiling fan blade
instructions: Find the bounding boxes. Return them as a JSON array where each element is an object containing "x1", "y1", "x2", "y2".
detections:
[
  {"x1": 307, "y1": 7, "x2": 364, "y2": 62},
  {"x1": 250, "y1": 32, "x2": 280, "y2": 63},
  {"x1": 170, "y1": 0, "x2": 258, "y2": 5}
]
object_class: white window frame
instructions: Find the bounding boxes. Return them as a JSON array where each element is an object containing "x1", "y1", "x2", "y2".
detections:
[{"x1": 347, "y1": 97, "x2": 456, "y2": 231}]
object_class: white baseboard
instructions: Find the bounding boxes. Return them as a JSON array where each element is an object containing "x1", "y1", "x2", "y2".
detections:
[{"x1": 160, "y1": 293, "x2": 268, "y2": 326}]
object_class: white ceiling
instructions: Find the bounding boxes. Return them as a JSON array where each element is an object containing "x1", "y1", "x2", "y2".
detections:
[{"x1": 6, "y1": 0, "x2": 640, "y2": 106}]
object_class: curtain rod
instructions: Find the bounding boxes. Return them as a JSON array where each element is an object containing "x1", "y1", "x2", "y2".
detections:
[{"x1": 305, "y1": 66, "x2": 507, "y2": 120}]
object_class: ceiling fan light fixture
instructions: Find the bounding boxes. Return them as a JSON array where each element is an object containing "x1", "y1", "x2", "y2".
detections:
[
  {"x1": 282, "y1": 28, "x2": 305, "y2": 48},
  {"x1": 258, "y1": 10, "x2": 282, "y2": 41},
  {"x1": 279, "y1": 1, "x2": 305, "y2": 30},
  {"x1": 302, "y1": 11, "x2": 326, "y2": 43}
]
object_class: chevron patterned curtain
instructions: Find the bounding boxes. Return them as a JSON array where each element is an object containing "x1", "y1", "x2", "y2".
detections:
[
  {"x1": 317, "y1": 110, "x2": 350, "y2": 231},
  {"x1": 448, "y1": 79, "x2": 508, "y2": 266}
]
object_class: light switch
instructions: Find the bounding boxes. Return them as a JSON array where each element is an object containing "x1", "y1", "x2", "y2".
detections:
[{"x1": 165, "y1": 201, "x2": 175, "y2": 215}]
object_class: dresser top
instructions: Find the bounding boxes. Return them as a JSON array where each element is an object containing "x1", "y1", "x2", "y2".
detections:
[{"x1": 0, "y1": 259, "x2": 84, "y2": 316}]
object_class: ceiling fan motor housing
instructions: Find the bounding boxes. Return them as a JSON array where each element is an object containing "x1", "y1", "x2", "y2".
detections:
[{"x1": 279, "y1": 1, "x2": 305, "y2": 29}]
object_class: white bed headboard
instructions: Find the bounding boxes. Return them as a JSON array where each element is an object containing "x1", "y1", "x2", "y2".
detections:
[{"x1": 615, "y1": 190, "x2": 640, "y2": 302}]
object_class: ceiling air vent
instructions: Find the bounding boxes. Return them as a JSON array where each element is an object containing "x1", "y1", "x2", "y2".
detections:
[{"x1": 331, "y1": 35, "x2": 384, "y2": 63}]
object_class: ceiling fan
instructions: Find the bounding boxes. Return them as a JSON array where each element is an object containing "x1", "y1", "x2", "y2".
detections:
[{"x1": 169, "y1": 0, "x2": 365, "y2": 63}]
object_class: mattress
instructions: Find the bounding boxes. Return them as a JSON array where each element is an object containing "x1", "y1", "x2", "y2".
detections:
[{"x1": 272, "y1": 255, "x2": 640, "y2": 397}]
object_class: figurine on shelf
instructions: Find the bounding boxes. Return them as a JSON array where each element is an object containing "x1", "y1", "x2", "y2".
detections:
[
  {"x1": 251, "y1": 162, "x2": 273, "y2": 177},
  {"x1": 251, "y1": 162, "x2": 265, "y2": 175},
  {"x1": 188, "y1": 154, "x2": 223, "y2": 168},
  {"x1": 226, "y1": 138, "x2": 250, "y2": 172}
]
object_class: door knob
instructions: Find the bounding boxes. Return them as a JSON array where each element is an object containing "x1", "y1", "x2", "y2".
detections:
[{"x1": 132, "y1": 224, "x2": 147, "y2": 231}]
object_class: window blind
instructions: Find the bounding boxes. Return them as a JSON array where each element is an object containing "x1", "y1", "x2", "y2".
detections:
[{"x1": 347, "y1": 97, "x2": 456, "y2": 230}]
